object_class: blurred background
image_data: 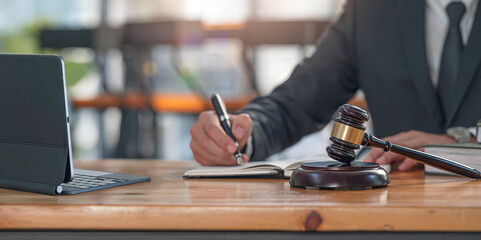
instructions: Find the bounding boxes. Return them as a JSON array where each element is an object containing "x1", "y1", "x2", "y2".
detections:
[{"x1": 0, "y1": 0, "x2": 353, "y2": 161}]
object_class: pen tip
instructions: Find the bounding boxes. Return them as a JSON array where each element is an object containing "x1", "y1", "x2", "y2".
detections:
[{"x1": 235, "y1": 155, "x2": 243, "y2": 166}]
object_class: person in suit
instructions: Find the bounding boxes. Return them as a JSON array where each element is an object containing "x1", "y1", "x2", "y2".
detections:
[{"x1": 190, "y1": 0, "x2": 481, "y2": 170}]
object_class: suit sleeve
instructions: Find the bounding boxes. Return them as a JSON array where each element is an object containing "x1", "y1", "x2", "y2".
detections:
[{"x1": 241, "y1": 0, "x2": 359, "y2": 161}]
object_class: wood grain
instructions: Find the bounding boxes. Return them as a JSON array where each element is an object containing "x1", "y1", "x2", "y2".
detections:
[{"x1": 0, "y1": 160, "x2": 480, "y2": 231}]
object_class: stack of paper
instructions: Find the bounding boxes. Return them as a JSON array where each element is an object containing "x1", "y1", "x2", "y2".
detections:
[{"x1": 424, "y1": 143, "x2": 481, "y2": 176}]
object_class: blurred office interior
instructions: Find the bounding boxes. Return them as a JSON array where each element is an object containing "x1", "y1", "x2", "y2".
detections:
[{"x1": 0, "y1": 0, "x2": 352, "y2": 161}]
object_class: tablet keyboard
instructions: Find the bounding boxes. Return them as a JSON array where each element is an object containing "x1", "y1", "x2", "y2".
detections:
[{"x1": 61, "y1": 174, "x2": 128, "y2": 189}]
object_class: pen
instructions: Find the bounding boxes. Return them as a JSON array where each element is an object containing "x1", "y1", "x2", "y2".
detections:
[{"x1": 211, "y1": 93, "x2": 244, "y2": 166}]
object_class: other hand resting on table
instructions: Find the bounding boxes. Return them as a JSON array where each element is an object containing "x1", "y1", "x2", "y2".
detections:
[{"x1": 364, "y1": 130, "x2": 457, "y2": 171}]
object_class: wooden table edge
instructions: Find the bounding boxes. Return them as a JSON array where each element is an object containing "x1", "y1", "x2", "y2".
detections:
[{"x1": 1, "y1": 204, "x2": 480, "y2": 231}]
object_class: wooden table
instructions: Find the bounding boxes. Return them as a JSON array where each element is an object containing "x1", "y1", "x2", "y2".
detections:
[{"x1": 1, "y1": 160, "x2": 481, "y2": 239}]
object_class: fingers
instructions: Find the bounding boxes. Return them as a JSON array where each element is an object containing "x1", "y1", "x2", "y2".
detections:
[
  {"x1": 366, "y1": 151, "x2": 421, "y2": 171},
  {"x1": 397, "y1": 159, "x2": 422, "y2": 171},
  {"x1": 364, "y1": 130, "x2": 454, "y2": 172},
  {"x1": 190, "y1": 111, "x2": 233, "y2": 166},
  {"x1": 191, "y1": 140, "x2": 238, "y2": 166},
  {"x1": 375, "y1": 152, "x2": 405, "y2": 165},
  {"x1": 190, "y1": 126, "x2": 230, "y2": 160},
  {"x1": 394, "y1": 133, "x2": 455, "y2": 150},
  {"x1": 199, "y1": 111, "x2": 236, "y2": 151},
  {"x1": 374, "y1": 130, "x2": 424, "y2": 150},
  {"x1": 364, "y1": 130, "x2": 430, "y2": 164},
  {"x1": 230, "y1": 113, "x2": 252, "y2": 150},
  {"x1": 364, "y1": 148, "x2": 404, "y2": 164},
  {"x1": 384, "y1": 130, "x2": 455, "y2": 149},
  {"x1": 382, "y1": 131, "x2": 417, "y2": 145},
  {"x1": 363, "y1": 131, "x2": 421, "y2": 165},
  {"x1": 363, "y1": 131, "x2": 413, "y2": 163},
  {"x1": 364, "y1": 148, "x2": 384, "y2": 162},
  {"x1": 190, "y1": 111, "x2": 252, "y2": 166}
]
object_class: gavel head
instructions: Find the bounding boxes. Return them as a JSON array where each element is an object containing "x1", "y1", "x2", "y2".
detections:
[{"x1": 326, "y1": 104, "x2": 369, "y2": 164}]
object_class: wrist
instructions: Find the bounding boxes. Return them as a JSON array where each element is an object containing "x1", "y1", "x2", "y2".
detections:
[{"x1": 446, "y1": 127, "x2": 471, "y2": 143}]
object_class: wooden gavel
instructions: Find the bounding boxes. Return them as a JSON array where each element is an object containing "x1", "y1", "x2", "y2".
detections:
[{"x1": 326, "y1": 104, "x2": 481, "y2": 179}]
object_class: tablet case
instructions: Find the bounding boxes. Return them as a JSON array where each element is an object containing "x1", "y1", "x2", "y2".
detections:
[{"x1": 0, "y1": 54, "x2": 70, "y2": 195}]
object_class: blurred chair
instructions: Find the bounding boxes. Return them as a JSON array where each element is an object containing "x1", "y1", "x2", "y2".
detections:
[{"x1": 40, "y1": 20, "x2": 329, "y2": 159}]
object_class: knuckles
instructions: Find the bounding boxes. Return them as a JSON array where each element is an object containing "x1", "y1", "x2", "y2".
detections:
[
  {"x1": 189, "y1": 124, "x2": 196, "y2": 136},
  {"x1": 192, "y1": 112, "x2": 252, "y2": 166},
  {"x1": 235, "y1": 113, "x2": 251, "y2": 122},
  {"x1": 199, "y1": 111, "x2": 215, "y2": 122},
  {"x1": 233, "y1": 113, "x2": 252, "y2": 127},
  {"x1": 406, "y1": 130, "x2": 422, "y2": 137},
  {"x1": 189, "y1": 141, "x2": 196, "y2": 151},
  {"x1": 199, "y1": 137, "x2": 212, "y2": 150},
  {"x1": 198, "y1": 111, "x2": 209, "y2": 121},
  {"x1": 205, "y1": 123, "x2": 219, "y2": 134}
]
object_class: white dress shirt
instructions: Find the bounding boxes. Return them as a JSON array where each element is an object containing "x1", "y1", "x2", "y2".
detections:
[{"x1": 425, "y1": 0, "x2": 479, "y2": 87}]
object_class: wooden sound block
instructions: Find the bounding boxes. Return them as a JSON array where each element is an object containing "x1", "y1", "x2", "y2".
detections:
[{"x1": 289, "y1": 161, "x2": 389, "y2": 190}]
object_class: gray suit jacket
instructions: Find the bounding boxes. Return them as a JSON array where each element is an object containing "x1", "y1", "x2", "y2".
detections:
[{"x1": 241, "y1": 0, "x2": 481, "y2": 161}]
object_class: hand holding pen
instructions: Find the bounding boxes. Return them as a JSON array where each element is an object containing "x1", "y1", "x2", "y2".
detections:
[
  {"x1": 189, "y1": 94, "x2": 252, "y2": 166},
  {"x1": 211, "y1": 93, "x2": 244, "y2": 165}
]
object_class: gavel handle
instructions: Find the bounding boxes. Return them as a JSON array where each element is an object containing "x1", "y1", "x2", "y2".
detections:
[{"x1": 363, "y1": 134, "x2": 481, "y2": 179}]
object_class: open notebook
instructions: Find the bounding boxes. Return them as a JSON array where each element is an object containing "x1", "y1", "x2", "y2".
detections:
[{"x1": 183, "y1": 157, "x2": 391, "y2": 179}]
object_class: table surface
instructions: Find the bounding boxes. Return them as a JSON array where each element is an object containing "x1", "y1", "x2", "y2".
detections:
[{"x1": 0, "y1": 160, "x2": 480, "y2": 231}]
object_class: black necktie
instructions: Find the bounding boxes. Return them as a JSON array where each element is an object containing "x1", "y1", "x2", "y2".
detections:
[{"x1": 438, "y1": 1, "x2": 466, "y2": 117}]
